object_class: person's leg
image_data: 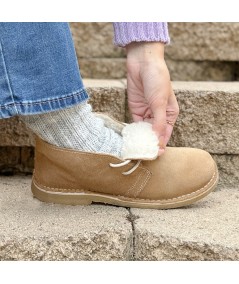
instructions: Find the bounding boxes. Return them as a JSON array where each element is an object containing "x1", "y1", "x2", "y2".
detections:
[
  {"x1": 0, "y1": 23, "x2": 122, "y2": 156},
  {"x1": 22, "y1": 102, "x2": 122, "y2": 155}
]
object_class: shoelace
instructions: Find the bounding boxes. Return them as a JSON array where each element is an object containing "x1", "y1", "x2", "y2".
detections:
[{"x1": 109, "y1": 160, "x2": 141, "y2": 175}]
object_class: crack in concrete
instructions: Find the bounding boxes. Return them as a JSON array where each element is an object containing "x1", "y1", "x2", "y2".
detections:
[{"x1": 126, "y1": 208, "x2": 139, "y2": 260}]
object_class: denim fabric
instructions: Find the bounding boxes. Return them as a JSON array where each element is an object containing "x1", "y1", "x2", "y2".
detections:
[{"x1": 0, "y1": 22, "x2": 88, "y2": 119}]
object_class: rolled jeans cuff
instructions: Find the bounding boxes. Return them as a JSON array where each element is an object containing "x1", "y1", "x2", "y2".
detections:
[{"x1": 0, "y1": 22, "x2": 87, "y2": 119}]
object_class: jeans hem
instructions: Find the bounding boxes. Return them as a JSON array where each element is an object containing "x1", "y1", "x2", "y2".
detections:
[{"x1": 0, "y1": 88, "x2": 89, "y2": 119}]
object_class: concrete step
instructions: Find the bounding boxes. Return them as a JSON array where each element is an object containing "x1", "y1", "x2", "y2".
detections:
[
  {"x1": 0, "y1": 80, "x2": 239, "y2": 188},
  {"x1": 0, "y1": 176, "x2": 132, "y2": 260},
  {"x1": 70, "y1": 23, "x2": 239, "y2": 81},
  {"x1": 132, "y1": 187, "x2": 239, "y2": 260},
  {"x1": 0, "y1": 176, "x2": 238, "y2": 260}
]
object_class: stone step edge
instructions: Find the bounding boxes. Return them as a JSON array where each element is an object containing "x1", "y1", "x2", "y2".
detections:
[
  {"x1": 84, "y1": 78, "x2": 239, "y2": 92},
  {"x1": 1, "y1": 79, "x2": 239, "y2": 154},
  {"x1": 0, "y1": 176, "x2": 238, "y2": 261}
]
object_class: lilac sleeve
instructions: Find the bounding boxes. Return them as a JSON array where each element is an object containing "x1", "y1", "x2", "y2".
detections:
[{"x1": 113, "y1": 22, "x2": 170, "y2": 47}]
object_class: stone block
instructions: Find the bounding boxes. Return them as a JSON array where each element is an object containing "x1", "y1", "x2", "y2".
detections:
[
  {"x1": 0, "y1": 176, "x2": 132, "y2": 260},
  {"x1": 80, "y1": 58, "x2": 235, "y2": 81},
  {"x1": 166, "y1": 23, "x2": 239, "y2": 61},
  {"x1": 2, "y1": 81, "x2": 239, "y2": 156},
  {"x1": 0, "y1": 147, "x2": 20, "y2": 175},
  {"x1": 0, "y1": 147, "x2": 34, "y2": 175},
  {"x1": 70, "y1": 23, "x2": 239, "y2": 62},
  {"x1": 166, "y1": 59, "x2": 236, "y2": 81},
  {"x1": 168, "y1": 82, "x2": 239, "y2": 154},
  {"x1": 132, "y1": 187, "x2": 239, "y2": 260},
  {"x1": 212, "y1": 154, "x2": 239, "y2": 188},
  {"x1": 79, "y1": 58, "x2": 126, "y2": 79},
  {"x1": 126, "y1": 82, "x2": 239, "y2": 154},
  {"x1": 86, "y1": 80, "x2": 126, "y2": 121},
  {"x1": 0, "y1": 117, "x2": 35, "y2": 147},
  {"x1": 70, "y1": 22, "x2": 125, "y2": 58},
  {"x1": 19, "y1": 147, "x2": 35, "y2": 173}
]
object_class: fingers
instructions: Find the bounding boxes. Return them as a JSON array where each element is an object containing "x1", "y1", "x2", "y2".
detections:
[
  {"x1": 149, "y1": 96, "x2": 168, "y2": 153},
  {"x1": 126, "y1": 55, "x2": 179, "y2": 157},
  {"x1": 131, "y1": 113, "x2": 144, "y2": 122},
  {"x1": 149, "y1": 84, "x2": 179, "y2": 155},
  {"x1": 164, "y1": 88, "x2": 179, "y2": 145},
  {"x1": 164, "y1": 122, "x2": 174, "y2": 146}
]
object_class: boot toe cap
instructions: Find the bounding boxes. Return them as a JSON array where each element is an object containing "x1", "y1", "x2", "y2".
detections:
[{"x1": 141, "y1": 147, "x2": 218, "y2": 202}]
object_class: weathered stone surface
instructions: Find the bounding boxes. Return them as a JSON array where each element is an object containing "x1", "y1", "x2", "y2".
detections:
[
  {"x1": 166, "y1": 23, "x2": 239, "y2": 61},
  {"x1": 80, "y1": 58, "x2": 235, "y2": 81},
  {"x1": 167, "y1": 59, "x2": 236, "y2": 81},
  {"x1": 132, "y1": 187, "x2": 239, "y2": 260},
  {"x1": 85, "y1": 79, "x2": 126, "y2": 121},
  {"x1": 126, "y1": 81, "x2": 239, "y2": 154},
  {"x1": 84, "y1": 79, "x2": 124, "y2": 89},
  {"x1": 236, "y1": 63, "x2": 239, "y2": 80},
  {"x1": 1, "y1": 81, "x2": 239, "y2": 155},
  {"x1": 168, "y1": 82, "x2": 239, "y2": 154},
  {"x1": 0, "y1": 117, "x2": 35, "y2": 147},
  {"x1": 212, "y1": 154, "x2": 239, "y2": 188},
  {"x1": 0, "y1": 80, "x2": 126, "y2": 146},
  {"x1": 70, "y1": 22, "x2": 239, "y2": 81},
  {"x1": 0, "y1": 176, "x2": 132, "y2": 260},
  {"x1": 70, "y1": 23, "x2": 239, "y2": 62},
  {"x1": 1, "y1": 176, "x2": 237, "y2": 260},
  {"x1": 0, "y1": 147, "x2": 34, "y2": 175},
  {"x1": 70, "y1": 22, "x2": 125, "y2": 58},
  {"x1": 19, "y1": 147, "x2": 35, "y2": 173},
  {"x1": 0, "y1": 176, "x2": 239, "y2": 260},
  {"x1": 79, "y1": 58, "x2": 126, "y2": 79},
  {"x1": 70, "y1": 22, "x2": 239, "y2": 83},
  {"x1": 0, "y1": 147, "x2": 20, "y2": 175}
]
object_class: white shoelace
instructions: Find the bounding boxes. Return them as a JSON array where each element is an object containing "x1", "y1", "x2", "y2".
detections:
[{"x1": 109, "y1": 160, "x2": 141, "y2": 175}]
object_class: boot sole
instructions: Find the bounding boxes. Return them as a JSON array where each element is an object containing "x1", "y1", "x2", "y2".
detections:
[{"x1": 31, "y1": 162, "x2": 219, "y2": 209}]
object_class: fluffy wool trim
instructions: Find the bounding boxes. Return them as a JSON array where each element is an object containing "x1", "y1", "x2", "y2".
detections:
[{"x1": 121, "y1": 122, "x2": 159, "y2": 160}]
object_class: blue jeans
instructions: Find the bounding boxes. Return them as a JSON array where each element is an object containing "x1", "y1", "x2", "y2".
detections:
[{"x1": 0, "y1": 22, "x2": 88, "y2": 119}]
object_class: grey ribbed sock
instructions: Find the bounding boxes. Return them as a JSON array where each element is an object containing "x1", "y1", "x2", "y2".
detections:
[{"x1": 21, "y1": 102, "x2": 123, "y2": 157}]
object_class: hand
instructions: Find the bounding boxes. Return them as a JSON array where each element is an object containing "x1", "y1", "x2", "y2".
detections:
[{"x1": 126, "y1": 42, "x2": 179, "y2": 156}]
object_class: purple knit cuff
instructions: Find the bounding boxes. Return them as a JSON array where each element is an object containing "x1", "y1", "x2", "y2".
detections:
[{"x1": 113, "y1": 22, "x2": 170, "y2": 47}]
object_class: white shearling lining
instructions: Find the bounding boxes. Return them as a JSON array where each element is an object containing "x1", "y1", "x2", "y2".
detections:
[{"x1": 121, "y1": 122, "x2": 159, "y2": 160}]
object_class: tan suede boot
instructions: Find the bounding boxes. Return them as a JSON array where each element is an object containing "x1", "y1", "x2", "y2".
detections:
[{"x1": 31, "y1": 115, "x2": 218, "y2": 209}]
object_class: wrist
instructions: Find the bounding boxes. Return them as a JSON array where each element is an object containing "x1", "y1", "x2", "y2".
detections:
[{"x1": 126, "y1": 42, "x2": 165, "y2": 62}]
